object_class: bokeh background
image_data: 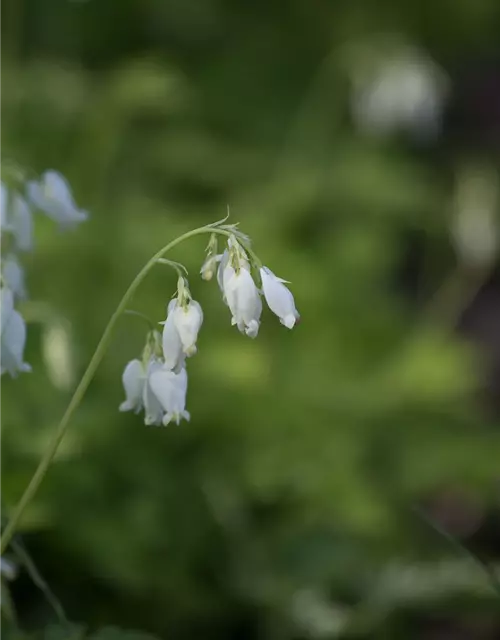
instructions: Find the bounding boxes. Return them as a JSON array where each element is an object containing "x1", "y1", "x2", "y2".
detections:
[{"x1": 2, "y1": 0, "x2": 500, "y2": 638}]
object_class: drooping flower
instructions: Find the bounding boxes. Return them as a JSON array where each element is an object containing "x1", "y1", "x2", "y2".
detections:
[
  {"x1": 223, "y1": 262, "x2": 262, "y2": 338},
  {"x1": 119, "y1": 359, "x2": 145, "y2": 413},
  {"x1": 160, "y1": 299, "x2": 185, "y2": 372},
  {"x1": 142, "y1": 358, "x2": 165, "y2": 426},
  {"x1": 149, "y1": 366, "x2": 190, "y2": 426},
  {"x1": 2, "y1": 254, "x2": 27, "y2": 299},
  {"x1": 0, "y1": 183, "x2": 10, "y2": 233},
  {"x1": 27, "y1": 170, "x2": 88, "y2": 229},
  {"x1": 10, "y1": 194, "x2": 33, "y2": 252},
  {"x1": 1, "y1": 287, "x2": 14, "y2": 330},
  {"x1": 172, "y1": 299, "x2": 203, "y2": 356},
  {"x1": 1, "y1": 306, "x2": 31, "y2": 376},
  {"x1": 260, "y1": 266, "x2": 300, "y2": 329}
]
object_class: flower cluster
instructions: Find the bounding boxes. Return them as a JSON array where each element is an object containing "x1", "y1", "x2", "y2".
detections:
[
  {"x1": 119, "y1": 231, "x2": 299, "y2": 426},
  {"x1": 1, "y1": 170, "x2": 88, "y2": 376}
]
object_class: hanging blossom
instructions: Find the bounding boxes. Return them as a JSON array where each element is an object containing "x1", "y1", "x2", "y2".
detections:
[
  {"x1": 27, "y1": 170, "x2": 88, "y2": 229},
  {"x1": 1, "y1": 168, "x2": 89, "y2": 378},
  {"x1": 119, "y1": 226, "x2": 300, "y2": 427}
]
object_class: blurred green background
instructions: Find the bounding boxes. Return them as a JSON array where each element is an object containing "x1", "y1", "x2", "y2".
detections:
[{"x1": 2, "y1": 0, "x2": 500, "y2": 638}]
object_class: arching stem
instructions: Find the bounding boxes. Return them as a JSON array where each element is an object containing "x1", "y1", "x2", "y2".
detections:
[{"x1": 1, "y1": 223, "x2": 234, "y2": 553}]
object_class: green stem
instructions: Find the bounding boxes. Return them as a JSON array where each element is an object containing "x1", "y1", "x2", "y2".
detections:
[{"x1": 1, "y1": 223, "x2": 233, "y2": 553}]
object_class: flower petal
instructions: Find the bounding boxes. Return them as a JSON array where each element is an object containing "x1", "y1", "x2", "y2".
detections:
[
  {"x1": 149, "y1": 366, "x2": 189, "y2": 426},
  {"x1": 119, "y1": 359, "x2": 145, "y2": 412},
  {"x1": 1, "y1": 287, "x2": 14, "y2": 331},
  {"x1": 1, "y1": 309, "x2": 31, "y2": 376},
  {"x1": 11, "y1": 195, "x2": 33, "y2": 252}
]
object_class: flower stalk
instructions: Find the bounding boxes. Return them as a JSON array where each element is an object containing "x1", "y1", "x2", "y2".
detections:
[{"x1": 0, "y1": 221, "x2": 238, "y2": 553}]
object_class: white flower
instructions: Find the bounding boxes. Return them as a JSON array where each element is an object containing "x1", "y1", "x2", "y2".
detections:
[
  {"x1": 350, "y1": 48, "x2": 447, "y2": 141},
  {"x1": 27, "y1": 170, "x2": 88, "y2": 228},
  {"x1": 172, "y1": 299, "x2": 203, "y2": 356},
  {"x1": 2, "y1": 254, "x2": 27, "y2": 299},
  {"x1": 260, "y1": 266, "x2": 300, "y2": 329},
  {"x1": 149, "y1": 366, "x2": 190, "y2": 426},
  {"x1": 0, "y1": 183, "x2": 10, "y2": 232},
  {"x1": 1, "y1": 287, "x2": 14, "y2": 330},
  {"x1": 0, "y1": 557, "x2": 17, "y2": 581},
  {"x1": 119, "y1": 359, "x2": 145, "y2": 413},
  {"x1": 10, "y1": 194, "x2": 33, "y2": 252},
  {"x1": 143, "y1": 358, "x2": 165, "y2": 426},
  {"x1": 160, "y1": 299, "x2": 185, "y2": 372},
  {"x1": 223, "y1": 263, "x2": 262, "y2": 338},
  {"x1": 1, "y1": 306, "x2": 31, "y2": 377}
]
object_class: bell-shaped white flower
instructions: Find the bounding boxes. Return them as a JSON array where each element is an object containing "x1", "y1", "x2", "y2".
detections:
[
  {"x1": 27, "y1": 170, "x2": 88, "y2": 229},
  {"x1": 1, "y1": 287, "x2": 14, "y2": 330},
  {"x1": 143, "y1": 358, "x2": 165, "y2": 426},
  {"x1": 160, "y1": 299, "x2": 185, "y2": 372},
  {"x1": 223, "y1": 263, "x2": 262, "y2": 338},
  {"x1": 1, "y1": 307, "x2": 31, "y2": 376},
  {"x1": 119, "y1": 359, "x2": 145, "y2": 413},
  {"x1": 172, "y1": 299, "x2": 203, "y2": 356},
  {"x1": 2, "y1": 255, "x2": 27, "y2": 299},
  {"x1": 10, "y1": 194, "x2": 33, "y2": 252},
  {"x1": 260, "y1": 266, "x2": 300, "y2": 329},
  {"x1": 149, "y1": 366, "x2": 190, "y2": 426}
]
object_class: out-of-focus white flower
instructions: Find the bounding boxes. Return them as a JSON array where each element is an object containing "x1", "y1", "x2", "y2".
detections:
[
  {"x1": 172, "y1": 299, "x2": 203, "y2": 356},
  {"x1": 160, "y1": 299, "x2": 185, "y2": 372},
  {"x1": 42, "y1": 319, "x2": 75, "y2": 390},
  {"x1": 0, "y1": 183, "x2": 10, "y2": 232},
  {"x1": 10, "y1": 194, "x2": 33, "y2": 252},
  {"x1": 0, "y1": 557, "x2": 18, "y2": 581},
  {"x1": 119, "y1": 359, "x2": 145, "y2": 413},
  {"x1": 223, "y1": 262, "x2": 262, "y2": 338},
  {"x1": 451, "y1": 164, "x2": 499, "y2": 268},
  {"x1": 143, "y1": 358, "x2": 165, "y2": 426},
  {"x1": 2, "y1": 254, "x2": 27, "y2": 299},
  {"x1": 1, "y1": 306, "x2": 31, "y2": 376},
  {"x1": 350, "y1": 47, "x2": 447, "y2": 141},
  {"x1": 1, "y1": 287, "x2": 15, "y2": 330},
  {"x1": 27, "y1": 170, "x2": 88, "y2": 229},
  {"x1": 260, "y1": 267, "x2": 300, "y2": 329},
  {"x1": 149, "y1": 366, "x2": 190, "y2": 426}
]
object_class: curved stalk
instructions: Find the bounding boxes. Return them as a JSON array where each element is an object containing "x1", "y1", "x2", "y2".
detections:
[{"x1": 1, "y1": 223, "x2": 233, "y2": 553}]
